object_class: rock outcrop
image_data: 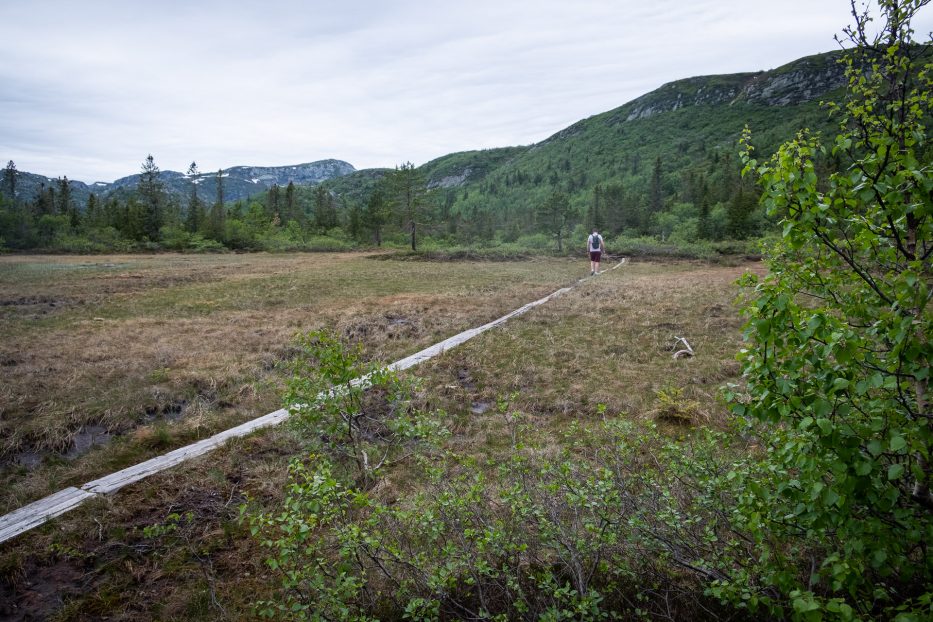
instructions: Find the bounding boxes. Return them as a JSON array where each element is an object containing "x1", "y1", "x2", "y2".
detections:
[{"x1": 610, "y1": 51, "x2": 847, "y2": 124}]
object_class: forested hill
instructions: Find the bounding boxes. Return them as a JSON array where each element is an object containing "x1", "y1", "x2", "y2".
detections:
[
  {"x1": 331, "y1": 50, "x2": 847, "y2": 240},
  {"x1": 1, "y1": 49, "x2": 851, "y2": 251}
]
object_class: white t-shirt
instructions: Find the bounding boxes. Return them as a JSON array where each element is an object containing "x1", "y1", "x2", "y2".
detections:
[{"x1": 588, "y1": 233, "x2": 602, "y2": 252}]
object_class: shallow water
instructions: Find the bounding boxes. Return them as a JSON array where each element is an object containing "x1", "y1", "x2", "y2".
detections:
[{"x1": 65, "y1": 424, "x2": 112, "y2": 460}]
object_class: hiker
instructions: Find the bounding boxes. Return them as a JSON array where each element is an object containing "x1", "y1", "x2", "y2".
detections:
[{"x1": 587, "y1": 228, "x2": 604, "y2": 275}]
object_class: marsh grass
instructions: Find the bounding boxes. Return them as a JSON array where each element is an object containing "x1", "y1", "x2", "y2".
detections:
[
  {"x1": 0, "y1": 254, "x2": 761, "y2": 620},
  {"x1": 418, "y1": 260, "x2": 761, "y2": 455},
  {"x1": 0, "y1": 252, "x2": 584, "y2": 512}
]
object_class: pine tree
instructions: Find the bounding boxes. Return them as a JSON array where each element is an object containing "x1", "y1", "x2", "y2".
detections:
[
  {"x1": 103, "y1": 196, "x2": 121, "y2": 230},
  {"x1": 34, "y1": 184, "x2": 55, "y2": 217},
  {"x1": 649, "y1": 156, "x2": 663, "y2": 214},
  {"x1": 86, "y1": 194, "x2": 101, "y2": 229},
  {"x1": 363, "y1": 186, "x2": 390, "y2": 246},
  {"x1": 207, "y1": 169, "x2": 226, "y2": 240},
  {"x1": 185, "y1": 162, "x2": 203, "y2": 233},
  {"x1": 138, "y1": 154, "x2": 164, "y2": 240},
  {"x1": 267, "y1": 184, "x2": 281, "y2": 222},
  {"x1": 698, "y1": 194, "x2": 712, "y2": 240},
  {"x1": 536, "y1": 190, "x2": 574, "y2": 252},
  {"x1": 56, "y1": 176, "x2": 77, "y2": 228},
  {"x1": 726, "y1": 184, "x2": 756, "y2": 239},
  {"x1": 312, "y1": 184, "x2": 338, "y2": 232},
  {"x1": 284, "y1": 181, "x2": 300, "y2": 226},
  {"x1": 2, "y1": 160, "x2": 17, "y2": 201},
  {"x1": 587, "y1": 185, "x2": 604, "y2": 232},
  {"x1": 347, "y1": 201, "x2": 363, "y2": 241},
  {"x1": 385, "y1": 162, "x2": 429, "y2": 251}
]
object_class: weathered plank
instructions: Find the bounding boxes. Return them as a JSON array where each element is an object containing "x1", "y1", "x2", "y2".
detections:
[
  {"x1": 389, "y1": 283, "x2": 579, "y2": 371},
  {"x1": 0, "y1": 259, "x2": 626, "y2": 544},
  {"x1": 82, "y1": 408, "x2": 290, "y2": 494},
  {"x1": 0, "y1": 487, "x2": 96, "y2": 543}
]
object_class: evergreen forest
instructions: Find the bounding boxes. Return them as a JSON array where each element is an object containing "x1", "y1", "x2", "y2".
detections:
[{"x1": 0, "y1": 51, "x2": 853, "y2": 258}]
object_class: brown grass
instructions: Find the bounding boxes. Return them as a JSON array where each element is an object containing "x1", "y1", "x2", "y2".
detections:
[
  {"x1": 0, "y1": 254, "x2": 762, "y2": 620},
  {"x1": 0, "y1": 252, "x2": 584, "y2": 512},
  {"x1": 417, "y1": 260, "x2": 764, "y2": 452}
]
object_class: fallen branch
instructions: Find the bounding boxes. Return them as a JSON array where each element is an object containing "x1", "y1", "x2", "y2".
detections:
[{"x1": 672, "y1": 336, "x2": 694, "y2": 359}]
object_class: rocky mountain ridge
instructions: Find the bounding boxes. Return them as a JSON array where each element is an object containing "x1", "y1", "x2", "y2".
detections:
[
  {"x1": 615, "y1": 50, "x2": 847, "y2": 124},
  {"x1": 7, "y1": 49, "x2": 850, "y2": 206},
  {"x1": 6, "y1": 159, "x2": 356, "y2": 205},
  {"x1": 405, "y1": 50, "x2": 848, "y2": 193}
]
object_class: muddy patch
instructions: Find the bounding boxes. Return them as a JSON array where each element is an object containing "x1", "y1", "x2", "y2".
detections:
[
  {"x1": 12, "y1": 451, "x2": 43, "y2": 470},
  {"x1": 341, "y1": 312, "x2": 423, "y2": 342},
  {"x1": 705, "y1": 304, "x2": 728, "y2": 317},
  {"x1": 0, "y1": 295, "x2": 77, "y2": 308},
  {"x1": 0, "y1": 557, "x2": 87, "y2": 622},
  {"x1": 457, "y1": 369, "x2": 477, "y2": 391},
  {"x1": 142, "y1": 399, "x2": 193, "y2": 424},
  {"x1": 65, "y1": 425, "x2": 113, "y2": 460},
  {"x1": 470, "y1": 401, "x2": 492, "y2": 415}
]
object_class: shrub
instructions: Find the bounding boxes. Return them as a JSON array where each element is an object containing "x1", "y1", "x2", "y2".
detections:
[{"x1": 722, "y1": 3, "x2": 933, "y2": 619}]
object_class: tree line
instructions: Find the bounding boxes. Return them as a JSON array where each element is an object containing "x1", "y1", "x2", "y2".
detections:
[{"x1": 1, "y1": 146, "x2": 772, "y2": 254}]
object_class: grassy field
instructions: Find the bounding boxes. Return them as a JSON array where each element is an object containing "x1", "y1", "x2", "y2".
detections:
[{"x1": 0, "y1": 252, "x2": 761, "y2": 620}]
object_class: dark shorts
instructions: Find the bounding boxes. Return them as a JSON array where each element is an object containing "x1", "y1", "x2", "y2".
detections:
[{"x1": 590, "y1": 251, "x2": 602, "y2": 261}]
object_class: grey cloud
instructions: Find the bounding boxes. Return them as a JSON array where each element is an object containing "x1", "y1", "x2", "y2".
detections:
[{"x1": 2, "y1": 0, "x2": 930, "y2": 182}]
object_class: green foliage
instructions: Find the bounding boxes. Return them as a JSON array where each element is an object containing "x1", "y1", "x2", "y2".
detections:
[
  {"x1": 138, "y1": 154, "x2": 165, "y2": 241},
  {"x1": 248, "y1": 384, "x2": 747, "y2": 620},
  {"x1": 724, "y1": 2, "x2": 932, "y2": 618},
  {"x1": 536, "y1": 190, "x2": 576, "y2": 251},
  {"x1": 143, "y1": 511, "x2": 193, "y2": 539},
  {"x1": 160, "y1": 225, "x2": 226, "y2": 252},
  {"x1": 2, "y1": 160, "x2": 17, "y2": 200},
  {"x1": 384, "y1": 162, "x2": 432, "y2": 251},
  {"x1": 653, "y1": 385, "x2": 703, "y2": 424},
  {"x1": 3, "y1": 50, "x2": 851, "y2": 254},
  {"x1": 246, "y1": 456, "x2": 373, "y2": 621},
  {"x1": 284, "y1": 330, "x2": 445, "y2": 487}
]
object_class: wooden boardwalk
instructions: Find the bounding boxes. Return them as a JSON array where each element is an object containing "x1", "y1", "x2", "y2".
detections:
[{"x1": 0, "y1": 260, "x2": 625, "y2": 544}]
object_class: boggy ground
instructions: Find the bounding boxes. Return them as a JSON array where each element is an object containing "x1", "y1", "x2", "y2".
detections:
[
  {"x1": 0, "y1": 253, "x2": 762, "y2": 620},
  {"x1": 0, "y1": 252, "x2": 584, "y2": 513}
]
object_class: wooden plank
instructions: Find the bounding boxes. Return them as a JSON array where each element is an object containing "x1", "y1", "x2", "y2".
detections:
[
  {"x1": 0, "y1": 487, "x2": 96, "y2": 544},
  {"x1": 388, "y1": 282, "x2": 580, "y2": 372},
  {"x1": 0, "y1": 259, "x2": 627, "y2": 543},
  {"x1": 83, "y1": 408, "x2": 290, "y2": 494}
]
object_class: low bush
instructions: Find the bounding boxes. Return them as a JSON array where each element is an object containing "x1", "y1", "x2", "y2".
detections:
[{"x1": 246, "y1": 335, "x2": 752, "y2": 621}]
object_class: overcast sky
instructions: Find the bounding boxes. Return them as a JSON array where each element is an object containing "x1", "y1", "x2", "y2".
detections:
[{"x1": 1, "y1": 1, "x2": 930, "y2": 183}]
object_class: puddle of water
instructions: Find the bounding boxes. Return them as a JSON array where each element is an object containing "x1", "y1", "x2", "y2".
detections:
[
  {"x1": 14, "y1": 262, "x2": 134, "y2": 273},
  {"x1": 14, "y1": 451, "x2": 43, "y2": 470},
  {"x1": 144, "y1": 400, "x2": 188, "y2": 422},
  {"x1": 458, "y1": 369, "x2": 477, "y2": 391},
  {"x1": 470, "y1": 401, "x2": 492, "y2": 415},
  {"x1": 65, "y1": 425, "x2": 112, "y2": 460},
  {"x1": 163, "y1": 400, "x2": 187, "y2": 421}
]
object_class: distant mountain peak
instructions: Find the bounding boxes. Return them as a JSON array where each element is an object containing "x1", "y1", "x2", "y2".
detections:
[{"x1": 8, "y1": 159, "x2": 356, "y2": 205}]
